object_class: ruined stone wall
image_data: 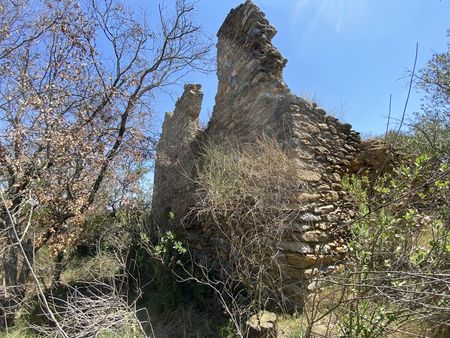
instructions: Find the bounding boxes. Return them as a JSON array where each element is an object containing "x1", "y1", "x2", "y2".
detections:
[
  {"x1": 151, "y1": 84, "x2": 203, "y2": 227},
  {"x1": 152, "y1": 1, "x2": 362, "y2": 299}
]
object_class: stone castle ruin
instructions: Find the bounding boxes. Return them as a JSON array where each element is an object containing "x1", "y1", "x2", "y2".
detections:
[{"x1": 152, "y1": 1, "x2": 384, "y2": 300}]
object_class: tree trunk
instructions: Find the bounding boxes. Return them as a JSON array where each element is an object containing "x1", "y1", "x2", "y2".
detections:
[
  {"x1": 1, "y1": 212, "x2": 26, "y2": 329},
  {"x1": 1, "y1": 237, "x2": 19, "y2": 329},
  {"x1": 53, "y1": 252, "x2": 65, "y2": 286}
]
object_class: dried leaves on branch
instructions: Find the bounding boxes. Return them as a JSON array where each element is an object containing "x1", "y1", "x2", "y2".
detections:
[{"x1": 0, "y1": 0, "x2": 211, "y2": 330}]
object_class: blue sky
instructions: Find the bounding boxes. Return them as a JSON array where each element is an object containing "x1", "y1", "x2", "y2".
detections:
[{"x1": 134, "y1": 0, "x2": 450, "y2": 137}]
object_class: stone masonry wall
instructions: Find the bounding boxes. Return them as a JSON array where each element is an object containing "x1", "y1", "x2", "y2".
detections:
[
  {"x1": 152, "y1": 1, "x2": 362, "y2": 300},
  {"x1": 151, "y1": 84, "x2": 203, "y2": 227}
]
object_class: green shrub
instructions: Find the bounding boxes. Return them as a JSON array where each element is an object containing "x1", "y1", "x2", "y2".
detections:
[{"x1": 336, "y1": 152, "x2": 450, "y2": 336}]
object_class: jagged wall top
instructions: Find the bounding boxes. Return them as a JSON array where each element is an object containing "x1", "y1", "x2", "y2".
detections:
[
  {"x1": 206, "y1": 1, "x2": 293, "y2": 142},
  {"x1": 151, "y1": 84, "x2": 203, "y2": 225},
  {"x1": 216, "y1": 0, "x2": 287, "y2": 89},
  {"x1": 217, "y1": 1, "x2": 287, "y2": 99}
]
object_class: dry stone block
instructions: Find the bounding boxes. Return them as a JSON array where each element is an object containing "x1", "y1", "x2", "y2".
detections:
[
  {"x1": 297, "y1": 170, "x2": 322, "y2": 182},
  {"x1": 314, "y1": 205, "x2": 335, "y2": 214},
  {"x1": 292, "y1": 230, "x2": 328, "y2": 243},
  {"x1": 286, "y1": 254, "x2": 337, "y2": 269},
  {"x1": 282, "y1": 266, "x2": 306, "y2": 280},
  {"x1": 293, "y1": 193, "x2": 321, "y2": 203},
  {"x1": 278, "y1": 241, "x2": 314, "y2": 254},
  {"x1": 247, "y1": 311, "x2": 277, "y2": 338},
  {"x1": 298, "y1": 213, "x2": 322, "y2": 223}
]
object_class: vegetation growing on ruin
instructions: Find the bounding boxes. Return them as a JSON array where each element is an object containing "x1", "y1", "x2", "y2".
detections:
[{"x1": 1, "y1": 1, "x2": 449, "y2": 337}]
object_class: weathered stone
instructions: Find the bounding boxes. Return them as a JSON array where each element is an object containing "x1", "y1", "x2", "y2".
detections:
[
  {"x1": 150, "y1": 1, "x2": 366, "y2": 305},
  {"x1": 282, "y1": 266, "x2": 306, "y2": 280},
  {"x1": 297, "y1": 170, "x2": 321, "y2": 182},
  {"x1": 292, "y1": 230, "x2": 328, "y2": 243},
  {"x1": 286, "y1": 254, "x2": 337, "y2": 269},
  {"x1": 290, "y1": 223, "x2": 313, "y2": 232},
  {"x1": 324, "y1": 191, "x2": 340, "y2": 202},
  {"x1": 307, "y1": 280, "x2": 321, "y2": 291},
  {"x1": 274, "y1": 252, "x2": 287, "y2": 263},
  {"x1": 282, "y1": 283, "x2": 304, "y2": 300},
  {"x1": 335, "y1": 246, "x2": 348, "y2": 254},
  {"x1": 314, "y1": 205, "x2": 335, "y2": 214},
  {"x1": 316, "y1": 146, "x2": 331, "y2": 155},
  {"x1": 278, "y1": 241, "x2": 314, "y2": 254},
  {"x1": 317, "y1": 223, "x2": 333, "y2": 230},
  {"x1": 316, "y1": 184, "x2": 331, "y2": 191},
  {"x1": 151, "y1": 84, "x2": 203, "y2": 225},
  {"x1": 287, "y1": 149, "x2": 314, "y2": 160},
  {"x1": 331, "y1": 183, "x2": 342, "y2": 191},
  {"x1": 299, "y1": 122, "x2": 321, "y2": 134},
  {"x1": 298, "y1": 213, "x2": 322, "y2": 223},
  {"x1": 286, "y1": 203, "x2": 310, "y2": 211},
  {"x1": 331, "y1": 173, "x2": 342, "y2": 183},
  {"x1": 299, "y1": 138, "x2": 312, "y2": 146},
  {"x1": 294, "y1": 193, "x2": 321, "y2": 203},
  {"x1": 315, "y1": 108, "x2": 327, "y2": 116},
  {"x1": 247, "y1": 311, "x2": 277, "y2": 338},
  {"x1": 304, "y1": 268, "x2": 320, "y2": 279},
  {"x1": 351, "y1": 139, "x2": 398, "y2": 177},
  {"x1": 286, "y1": 254, "x2": 316, "y2": 268},
  {"x1": 315, "y1": 244, "x2": 332, "y2": 254}
]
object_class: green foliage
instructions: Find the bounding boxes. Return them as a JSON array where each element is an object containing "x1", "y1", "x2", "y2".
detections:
[
  {"x1": 416, "y1": 35, "x2": 449, "y2": 119},
  {"x1": 138, "y1": 257, "x2": 185, "y2": 313},
  {"x1": 0, "y1": 327, "x2": 39, "y2": 338},
  {"x1": 153, "y1": 231, "x2": 187, "y2": 263},
  {"x1": 61, "y1": 253, "x2": 121, "y2": 283},
  {"x1": 341, "y1": 302, "x2": 396, "y2": 338},
  {"x1": 219, "y1": 321, "x2": 235, "y2": 338},
  {"x1": 92, "y1": 322, "x2": 146, "y2": 338},
  {"x1": 339, "y1": 150, "x2": 449, "y2": 335},
  {"x1": 274, "y1": 315, "x2": 308, "y2": 338},
  {"x1": 388, "y1": 118, "x2": 450, "y2": 162},
  {"x1": 132, "y1": 234, "x2": 186, "y2": 314},
  {"x1": 131, "y1": 243, "x2": 227, "y2": 337},
  {"x1": 289, "y1": 323, "x2": 306, "y2": 338},
  {"x1": 344, "y1": 153, "x2": 449, "y2": 272},
  {"x1": 136, "y1": 231, "x2": 217, "y2": 315}
]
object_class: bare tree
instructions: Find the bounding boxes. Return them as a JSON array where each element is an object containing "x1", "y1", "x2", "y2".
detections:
[{"x1": 0, "y1": 0, "x2": 211, "y2": 328}]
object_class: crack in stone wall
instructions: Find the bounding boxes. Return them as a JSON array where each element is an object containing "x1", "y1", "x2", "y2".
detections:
[{"x1": 152, "y1": 1, "x2": 367, "y2": 301}]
